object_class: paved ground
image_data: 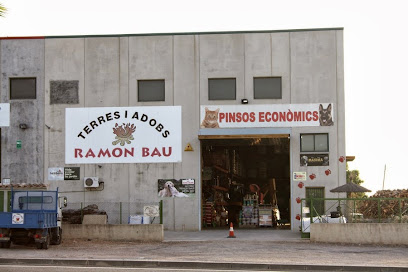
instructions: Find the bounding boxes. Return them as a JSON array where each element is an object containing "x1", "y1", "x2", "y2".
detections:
[{"x1": 0, "y1": 229, "x2": 407, "y2": 270}]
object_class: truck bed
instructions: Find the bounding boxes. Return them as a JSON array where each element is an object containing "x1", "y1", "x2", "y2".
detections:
[{"x1": 0, "y1": 212, "x2": 58, "y2": 229}]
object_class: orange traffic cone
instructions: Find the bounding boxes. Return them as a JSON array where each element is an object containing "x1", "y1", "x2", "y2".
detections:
[{"x1": 227, "y1": 222, "x2": 236, "y2": 238}]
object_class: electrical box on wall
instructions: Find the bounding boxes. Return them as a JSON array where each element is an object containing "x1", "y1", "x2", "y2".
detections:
[{"x1": 84, "y1": 177, "x2": 99, "y2": 188}]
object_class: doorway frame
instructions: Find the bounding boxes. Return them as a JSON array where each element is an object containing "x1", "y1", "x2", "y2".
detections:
[{"x1": 198, "y1": 127, "x2": 292, "y2": 230}]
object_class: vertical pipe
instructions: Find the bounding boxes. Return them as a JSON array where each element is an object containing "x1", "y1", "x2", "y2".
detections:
[
  {"x1": 353, "y1": 199, "x2": 356, "y2": 222},
  {"x1": 161, "y1": 200, "x2": 164, "y2": 224},
  {"x1": 310, "y1": 199, "x2": 314, "y2": 223},
  {"x1": 300, "y1": 199, "x2": 303, "y2": 233},
  {"x1": 120, "y1": 202, "x2": 122, "y2": 224}
]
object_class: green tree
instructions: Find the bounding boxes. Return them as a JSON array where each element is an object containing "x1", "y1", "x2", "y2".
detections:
[
  {"x1": 346, "y1": 163, "x2": 367, "y2": 198},
  {"x1": 0, "y1": 3, "x2": 6, "y2": 17}
]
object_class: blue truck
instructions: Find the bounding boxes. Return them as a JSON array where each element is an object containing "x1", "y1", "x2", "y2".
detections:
[{"x1": 0, "y1": 188, "x2": 67, "y2": 249}]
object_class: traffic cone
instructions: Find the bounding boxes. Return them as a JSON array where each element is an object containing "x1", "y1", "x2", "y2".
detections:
[{"x1": 227, "y1": 222, "x2": 236, "y2": 238}]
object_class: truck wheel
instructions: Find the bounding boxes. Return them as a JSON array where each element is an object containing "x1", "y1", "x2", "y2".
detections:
[
  {"x1": 42, "y1": 235, "x2": 50, "y2": 250},
  {"x1": 55, "y1": 228, "x2": 62, "y2": 245},
  {"x1": 0, "y1": 242, "x2": 11, "y2": 248},
  {"x1": 51, "y1": 228, "x2": 62, "y2": 245}
]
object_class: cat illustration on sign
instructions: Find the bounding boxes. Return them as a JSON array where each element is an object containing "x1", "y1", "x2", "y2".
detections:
[
  {"x1": 319, "y1": 104, "x2": 334, "y2": 126},
  {"x1": 201, "y1": 107, "x2": 220, "y2": 128}
]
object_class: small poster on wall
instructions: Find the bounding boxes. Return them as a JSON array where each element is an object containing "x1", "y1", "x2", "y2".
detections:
[
  {"x1": 293, "y1": 172, "x2": 307, "y2": 181},
  {"x1": 64, "y1": 167, "x2": 80, "y2": 180},
  {"x1": 48, "y1": 167, "x2": 64, "y2": 181},
  {"x1": 300, "y1": 154, "x2": 329, "y2": 166},
  {"x1": 158, "y1": 179, "x2": 195, "y2": 197}
]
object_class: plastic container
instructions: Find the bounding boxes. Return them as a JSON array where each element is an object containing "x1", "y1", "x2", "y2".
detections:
[
  {"x1": 128, "y1": 215, "x2": 142, "y2": 224},
  {"x1": 142, "y1": 216, "x2": 150, "y2": 224}
]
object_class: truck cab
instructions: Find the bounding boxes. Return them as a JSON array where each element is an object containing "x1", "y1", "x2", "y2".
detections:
[{"x1": 0, "y1": 188, "x2": 67, "y2": 249}]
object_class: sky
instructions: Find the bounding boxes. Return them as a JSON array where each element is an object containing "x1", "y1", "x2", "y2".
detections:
[{"x1": 0, "y1": 0, "x2": 407, "y2": 193}]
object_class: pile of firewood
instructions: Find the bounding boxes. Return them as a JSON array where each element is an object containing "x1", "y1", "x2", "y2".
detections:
[
  {"x1": 357, "y1": 189, "x2": 408, "y2": 221},
  {"x1": 62, "y1": 204, "x2": 107, "y2": 224}
]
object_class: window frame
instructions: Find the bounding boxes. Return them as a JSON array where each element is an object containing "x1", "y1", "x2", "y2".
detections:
[
  {"x1": 137, "y1": 79, "x2": 165, "y2": 102},
  {"x1": 300, "y1": 133, "x2": 329, "y2": 153},
  {"x1": 208, "y1": 78, "x2": 236, "y2": 101},
  {"x1": 253, "y1": 76, "x2": 282, "y2": 99},
  {"x1": 9, "y1": 77, "x2": 37, "y2": 100}
]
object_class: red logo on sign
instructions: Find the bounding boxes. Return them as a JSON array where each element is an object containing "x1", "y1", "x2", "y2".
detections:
[{"x1": 112, "y1": 123, "x2": 136, "y2": 146}]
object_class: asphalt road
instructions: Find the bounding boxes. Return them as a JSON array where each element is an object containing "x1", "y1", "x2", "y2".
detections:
[
  {"x1": 0, "y1": 229, "x2": 407, "y2": 271},
  {"x1": 0, "y1": 265, "x2": 333, "y2": 272}
]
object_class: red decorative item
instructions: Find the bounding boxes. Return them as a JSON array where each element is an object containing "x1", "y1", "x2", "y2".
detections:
[
  {"x1": 339, "y1": 156, "x2": 345, "y2": 163},
  {"x1": 325, "y1": 169, "x2": 331, "y2": 176},
  {"x1": 295, "y1": 214, "x2": 301, "y2": 220},
  {"x1": 309, "y1": 174, "x2": 316, "y2": 180},
  {"x1": 296, "y1": 197, "x2": 301, "y2": 204},
  {"x1": 298, "y1": 182, "x2": 304, "y2": 188}
]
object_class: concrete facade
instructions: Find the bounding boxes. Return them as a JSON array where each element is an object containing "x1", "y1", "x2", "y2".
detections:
[
  {"x1": 310, "y1": 223, "x2": 408, "y2": 245},
  {"x1": 0, "y1": 29, "x2": 346, "y2": 232},
  {"x1": 0, "y1": 39, "x2": 45, "y2": 183},
  {"x1": 62, "y1": 223, "x2": 163, "y2": 242}
]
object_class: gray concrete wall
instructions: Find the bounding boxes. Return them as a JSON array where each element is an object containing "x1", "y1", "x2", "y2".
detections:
[
  {"x1": 290, "y1": 30, "x2": 346, "y2": 231},
  {"x1": 0, "y1": 39, "x2": 45, "y2": 183},
  {"x1": 310, "y1": 223, "x2": 408, "y2": 245},
  {"x1": 173, "y1": 35, "x2": 200, "y2": 231},
  {"x1": 1, "y1": 29, "x2": 345, "y2": 232},
  {"x1": 62, "y1": 223, "x2": 163, "y2": 242}
]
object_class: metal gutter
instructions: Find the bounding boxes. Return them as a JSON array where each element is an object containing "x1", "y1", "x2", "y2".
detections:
[{"x1": 0, "y1": 27, "x2": 344, "y2": 40}]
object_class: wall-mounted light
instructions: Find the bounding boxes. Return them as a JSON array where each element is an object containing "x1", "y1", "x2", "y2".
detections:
[
  {"x1": 241, "y1": 99, "x2": 248, "y2": 104},
  {"x1": 19, "y1": 124, "x2": 28, "y2": 129}
]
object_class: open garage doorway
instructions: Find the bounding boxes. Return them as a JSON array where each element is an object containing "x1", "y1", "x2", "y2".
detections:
[{"x1": 200, "y1": 136, "x2": 291, "y2": 230}]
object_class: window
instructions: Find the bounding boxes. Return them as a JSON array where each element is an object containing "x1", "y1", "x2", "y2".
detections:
[
  {"x1": 254, "y1": 77, "x2": 282, "y2": 99},
  {"x1": 138, "y1": 80, "x2": 165, "y2": 102},
  {"x1": 19, "y1": 196, "x2": 53, "y2": 204},
  {"x1": 300, "y1": 134, "x2": 329, "y2": 152},
  {"x1": 208, "y1": 78, "x2": 236, "y2": 100},
  {"x1": 10, "y1": 78, "x2": 36, "y2": 99}
]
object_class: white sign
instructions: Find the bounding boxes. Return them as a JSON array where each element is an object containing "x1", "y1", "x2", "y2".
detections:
[
  {"x1": 0, "y1": 103, "x2": 10, "y2": 127},
  {"x1": 200, "y1": 103, "x2": 334, "y2": 128},
  {"x1": 2, "y1": 178, "x2": 10, "y2": 185},
  {"x1": 65, "y1": 106, "x2": 182, "y2": 164},
  {"x1": 143, "y1": 205, "x2": 160, "y2": 217},
  {"x1": 12, "y1": 213, "x2": 24, "y2": 224},
  {"x1": 293, "y1": 172, "x2": 307, "y2": 181},
  {"x1": 48, "y1": 167, "x2": 64, "y2": 181},
  {"x1": 182, "y1": 179, "x2": 195, "y2": 185}
]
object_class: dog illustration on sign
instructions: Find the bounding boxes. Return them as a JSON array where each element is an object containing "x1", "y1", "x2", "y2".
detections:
[
  {"x1": 158, "y1": 180, "x2": 189, "y2": 198},
  {"x1": 319, "y1": 104, "x2": 334, "y2": 126}
]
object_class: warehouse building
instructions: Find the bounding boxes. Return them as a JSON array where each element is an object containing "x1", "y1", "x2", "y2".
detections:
[{"x1": 0, "y1": 28, "x2": 346, "y2": 232}]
